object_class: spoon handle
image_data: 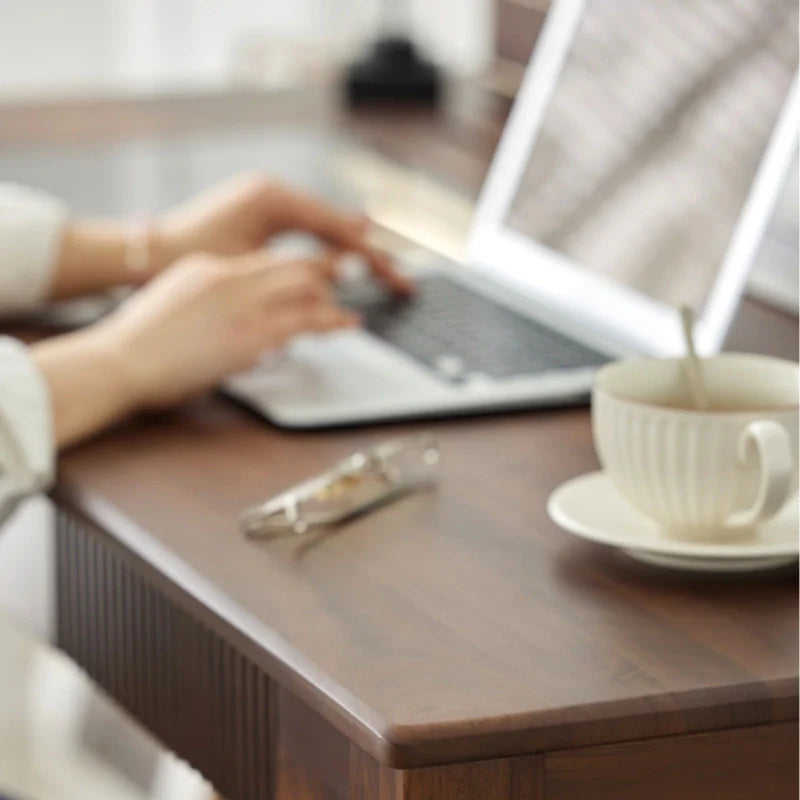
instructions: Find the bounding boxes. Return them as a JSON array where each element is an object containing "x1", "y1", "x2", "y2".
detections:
[{"x1": 680, "y1": 305, "x2": 709, "y2": 410}]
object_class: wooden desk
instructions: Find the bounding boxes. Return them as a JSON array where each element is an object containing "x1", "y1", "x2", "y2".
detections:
[{"x1": 5, "y1": 87, "x2": 797, "y2": 799}]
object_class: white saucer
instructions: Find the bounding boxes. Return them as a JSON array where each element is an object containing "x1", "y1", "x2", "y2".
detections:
[{"x1": 547, "y1": 471, "x2": 799, "y2": 573}]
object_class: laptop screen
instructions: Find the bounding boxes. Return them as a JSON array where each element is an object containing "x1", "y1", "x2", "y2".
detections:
[{"x1": 506, "y1": 0, "x2": 797, "y2": 312}]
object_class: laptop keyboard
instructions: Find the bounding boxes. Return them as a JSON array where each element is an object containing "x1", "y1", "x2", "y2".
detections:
[{"x1": 339, "y1": 275, "x2": 608, "y2": 381}]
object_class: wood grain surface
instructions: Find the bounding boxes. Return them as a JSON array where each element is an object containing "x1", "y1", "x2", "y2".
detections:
[{"x1": 53, "y1": 383, "x2": 799, "y2": 767}]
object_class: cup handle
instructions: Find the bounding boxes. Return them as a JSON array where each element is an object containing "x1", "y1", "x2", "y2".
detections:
[{"x1": 726, "y1": 420, "x2": 793, "y2": 528}]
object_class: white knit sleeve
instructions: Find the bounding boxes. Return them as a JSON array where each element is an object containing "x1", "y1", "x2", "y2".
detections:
[
  {"x1": 0, "y1": 337, "x2": 54, "y2": 525},
  {"x1": 0, "y1": 183, "x2": 68, "y2": 315}
]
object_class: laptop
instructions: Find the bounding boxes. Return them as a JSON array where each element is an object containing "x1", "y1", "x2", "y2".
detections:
[{"x1": 226, "y1": 0, "x2": 799, "y2": 428}]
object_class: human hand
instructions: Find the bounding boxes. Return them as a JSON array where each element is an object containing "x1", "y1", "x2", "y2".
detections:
[
  {"x1": 35, "y1": 249, "x2": 360, "y2": 447},
  {"x1": 155, "y1": 174, "x2": 412, "y2": 293},
  {"x1": 99, "y1": 249, "x2": 358, "y2": 410}
]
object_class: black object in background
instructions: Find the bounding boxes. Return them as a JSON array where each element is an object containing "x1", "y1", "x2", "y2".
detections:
[{"x1": 344, "y1": 0, "x2": 441, "y2": 106}]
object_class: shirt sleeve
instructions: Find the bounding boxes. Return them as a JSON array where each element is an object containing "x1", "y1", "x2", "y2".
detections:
[
  {"x1": 0, "y1": 337, "x2": 54, "y2": 525},
  {"x1": 0, "y1": 183, "x2": 68, "y2": 315}
]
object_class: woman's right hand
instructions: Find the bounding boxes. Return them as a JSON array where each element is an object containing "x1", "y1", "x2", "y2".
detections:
[
  {"x1": 34, "y1": 251, "x2": 359, "y2": 446},
  {"x1": 102, "y1": 250, "x2": 359, "y2": 409}
]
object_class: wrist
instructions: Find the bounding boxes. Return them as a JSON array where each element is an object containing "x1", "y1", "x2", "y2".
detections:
[
  {"x1": 89, "y1": 318, "x2": 152, "y2": 413},
  {"x1": 32, "y1": 325, "x2": 140, "y2": 447},
  {"x1": 54, "y1": 220, "x2": 166, "y2": 298},
  {"x1": 70, "y1": 327, "x2": 140, "y2": 418}
]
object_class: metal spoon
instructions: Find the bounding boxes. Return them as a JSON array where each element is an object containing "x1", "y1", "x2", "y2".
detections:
[{"x1": 679, "y1": 305, "x2": 708, "y2": 410}]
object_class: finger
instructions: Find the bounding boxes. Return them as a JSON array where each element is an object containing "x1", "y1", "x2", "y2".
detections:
[
  {"x1": 268, "y1": 183, "x2": 364, "y2": 240},
  {"x1": 269, "y1": 187, "x2": 413, "y2": 293},
  {"x1": 257, "y1": 264, "x2": 335, "y2": 307},
  {"x1": 231, "y1": 250, "x2": 338, "y2": 281},
  {"x1": 227, "y1": 248, "x2": 281, "y2": 276},
  {"x1": 262, "y1": 304, "x2": 360, "y2": 349},
  {"x1": 316, "y1": 244, "x2": 416, "y2": 298},
  {"x1": 305, "y1": 250, "x2": 340, "y2": 282},
  {"x1": 362, "y1": 247, "x2": 415, "y2": 295},
  {"x1": 229, "y1": 252, "x2": 337, "y2": 300}
]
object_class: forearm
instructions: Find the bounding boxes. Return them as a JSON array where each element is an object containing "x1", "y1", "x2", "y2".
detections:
[
  {"x1": 49, "y1": 220, "x2": 169, "y2": 300},
  {"x1": 31, "y1": 328, "x2": 136, "y2": 448}
]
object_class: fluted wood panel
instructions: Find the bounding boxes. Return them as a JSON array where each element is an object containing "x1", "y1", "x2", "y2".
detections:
[{"x1": 56, "y1": 507, "x2": 272, "y2": 800}]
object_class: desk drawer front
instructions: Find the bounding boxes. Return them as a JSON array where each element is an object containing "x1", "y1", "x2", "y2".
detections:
[{"x1": 55, "y1": 508, "x2": 273, "y2": 800}]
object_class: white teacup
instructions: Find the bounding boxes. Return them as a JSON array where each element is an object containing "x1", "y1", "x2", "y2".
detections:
[{"x1": 592, "y1": 354, "x2": 799, "y2": 539}]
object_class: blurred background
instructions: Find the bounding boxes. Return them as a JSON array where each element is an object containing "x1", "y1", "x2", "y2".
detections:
[
  {"x1": 0, "y1": 0, "x2": 497, "y2": 98},
  {"x1": 1, "y1": 0, "x2": 791, "y2": 303}
]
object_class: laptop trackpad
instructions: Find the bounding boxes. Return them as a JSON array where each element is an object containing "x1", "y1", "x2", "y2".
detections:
[{"x1": 224, "y1": 329, "x2": 452, "y2": 421}]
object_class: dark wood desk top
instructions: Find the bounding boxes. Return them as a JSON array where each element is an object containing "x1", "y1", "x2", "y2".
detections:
[
  {"x1": 5, "y1": 87, "x2": 797, "y2": 770},
  {"x1": 53, "y1": 366, "x2": 798, "y2": 769}
]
